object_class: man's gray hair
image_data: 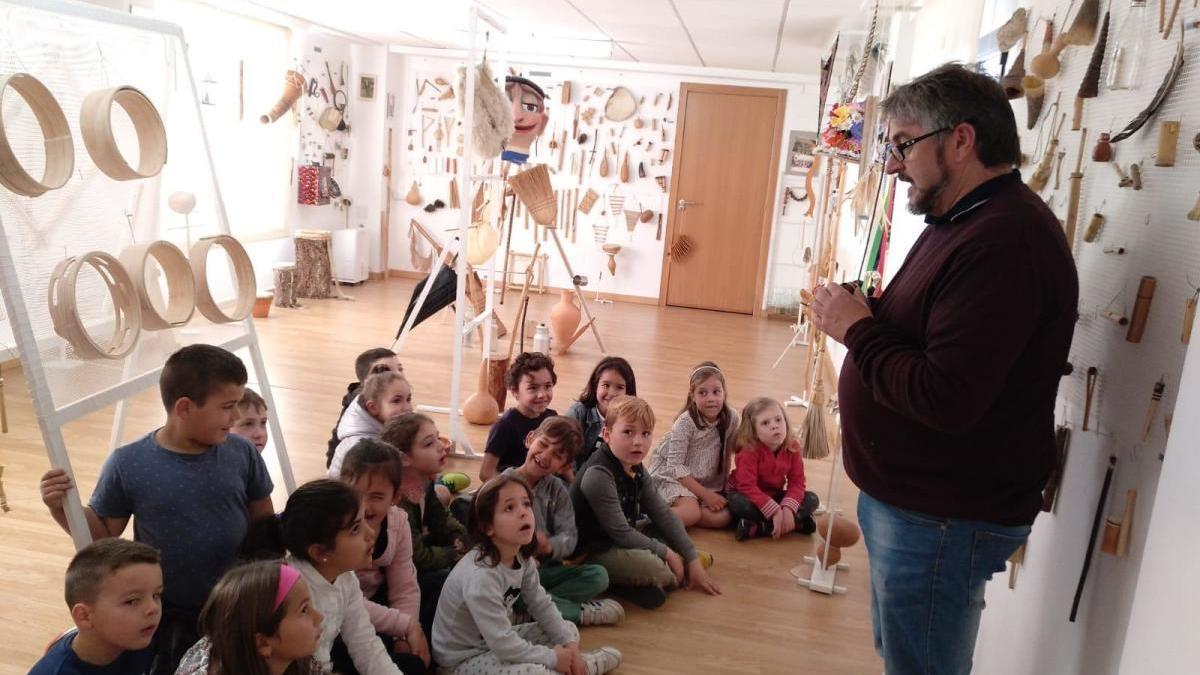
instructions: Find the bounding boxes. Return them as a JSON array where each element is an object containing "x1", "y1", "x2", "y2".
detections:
[{"x1": 881, "y1": 63, "x2": 1021, "y2": 168}]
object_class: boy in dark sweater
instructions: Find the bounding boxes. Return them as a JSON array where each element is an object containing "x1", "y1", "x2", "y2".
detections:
[
  {"x1": 479, "y1": 352, "x2": 558, "y2": 482},
  {"x1": 570, "y1": 396, "x2": 719, "y2": 609}
]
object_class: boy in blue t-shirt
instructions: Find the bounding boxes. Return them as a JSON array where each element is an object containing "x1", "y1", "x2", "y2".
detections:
[
  {"x1": 39, "y1": 344, "x2": 275, "y2": 674},
  {"x1": 31, "y1": 538, "x2": 162, "y2": 674}
]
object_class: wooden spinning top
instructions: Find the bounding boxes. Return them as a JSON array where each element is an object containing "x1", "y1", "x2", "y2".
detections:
[{"x1": 601, "y1": 243, "x2": 622, "y2": 276}]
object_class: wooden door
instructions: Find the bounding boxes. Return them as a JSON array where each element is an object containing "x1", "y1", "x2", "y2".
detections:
[{"x1": 661, "y1": 83, "x2": 785, "y2": 315}]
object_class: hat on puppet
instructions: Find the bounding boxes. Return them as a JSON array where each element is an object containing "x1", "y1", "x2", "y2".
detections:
[
  {"x1": 504, "y1": 76, "x2": 547, "y2": 100},
  {"x1": 501, "y1": 75, "x2": 549, "y2": 164}
]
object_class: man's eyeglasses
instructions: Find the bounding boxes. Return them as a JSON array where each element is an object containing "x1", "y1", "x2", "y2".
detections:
[{"x1": 883, "y1": 127, "x2": 952, "y2": 163}]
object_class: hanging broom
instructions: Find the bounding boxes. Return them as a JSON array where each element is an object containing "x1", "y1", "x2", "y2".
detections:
[
  {"x1": 508, "y1": 164, "x2": 558, "y2": 227},
  {"x1": 801, "y1": 345, "x2": 831, "y2": 460}
]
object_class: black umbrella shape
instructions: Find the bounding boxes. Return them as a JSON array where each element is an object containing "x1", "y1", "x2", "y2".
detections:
[{"x1": 396, "y1": 263, "x2": 457, "y2": 338}]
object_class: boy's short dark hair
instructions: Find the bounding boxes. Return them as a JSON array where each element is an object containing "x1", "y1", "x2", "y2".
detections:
[
  {"x1": 355, "y1": 348, "x2": 400, "y2": 382},
  {"x1": 160, "y1": 344, "x2": 247, "y2": 410},
  {"x1": 238, "y1": 387, "x2": 266, "y2": 413},
  {"x1": 533, "y1": 416, "x2": 583, "y2": 462},
  {"x1": 505, "y1": 351, "x2": 557, "y2": 391},
  {"x1": 65, "y1": 539, "x2": 160, "y2": 607}
]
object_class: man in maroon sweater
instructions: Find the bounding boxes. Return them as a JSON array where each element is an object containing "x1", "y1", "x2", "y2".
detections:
[{"x1": 812, "y1": 64, "x2": 1077, "y2": 675}]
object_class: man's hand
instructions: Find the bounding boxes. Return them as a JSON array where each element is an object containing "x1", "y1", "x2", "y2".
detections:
[
  {"x1": 811, "y1": 282, "x2": 872, "y2": 344},
  {"x1": 665, "y1": 549, "x2": 686, "y2": 585}
]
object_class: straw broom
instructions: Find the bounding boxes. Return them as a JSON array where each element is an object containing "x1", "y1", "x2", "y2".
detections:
[{"x1": 508, "y1": 164, "x2": 558, "y2": 227}]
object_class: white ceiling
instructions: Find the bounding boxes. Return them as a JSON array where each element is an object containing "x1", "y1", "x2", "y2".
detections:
[{"x1": 242, "y1": 0, "x2": 883, "y2": 75}]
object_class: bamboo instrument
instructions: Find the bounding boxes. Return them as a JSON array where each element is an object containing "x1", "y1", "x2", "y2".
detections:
[
  {"x1": 1008, "y1": 543, "x2": 1026, "y2": 589},
  {"x1": 1064, "y1": 127, "x2": 1088, "y2": 248},
  {"x1": 507, "y1": 243, "x2": 541, "y2": 360},
  {"x1": 1116, "y1": 490, "x2": 1136, "y2": 556},
  {"x1": 1183, "y1": 288, "x2": 1199, "y2": 343},
  {"x1": 1127, "y1": 275, "x2": 1157, "y2": 343},
  {"x1": 1142, "y1": 378, "x2": 1165, "y2": 440},
  {"x1": 1083, "y1": 366, "x2": 1098, "y2": 431},
  {"x1": 1070, "y1": 455, "x2": 1116, "y2": 622},
  {"x1": 1074, "y1": 11, "x2": 1110, "y2": 130},
  {"x1": 1155, "y1": 120, "x2": 1181, "y2": 166},
  {"x1": 1042, "y1": 425, "x2": 1071, "y2": 512},
  {"x1": 1083, "y1": 211, "x2": 1105, "y2": 242},
  {"x1": 1055, "y1": 151, "x2": 1067, "y2": 188}
]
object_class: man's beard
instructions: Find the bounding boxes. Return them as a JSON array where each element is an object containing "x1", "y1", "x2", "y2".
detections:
[{"x1": 903, "y1": 154, "x2": 950, "y2": 216}]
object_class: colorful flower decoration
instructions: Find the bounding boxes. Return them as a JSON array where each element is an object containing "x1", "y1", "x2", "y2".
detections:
[{"x1": 820, "y1": 101, "x2": 865, "y2": 160}]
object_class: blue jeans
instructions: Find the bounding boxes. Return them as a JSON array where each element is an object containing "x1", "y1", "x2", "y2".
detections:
[{"x1": 858, "y1": 491, "x2": 1029, "y2": 675}]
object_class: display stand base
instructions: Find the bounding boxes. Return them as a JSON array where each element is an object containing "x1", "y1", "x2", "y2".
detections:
[{"x1": 793, "y1": 557, "x2": 851, "y2": 595}]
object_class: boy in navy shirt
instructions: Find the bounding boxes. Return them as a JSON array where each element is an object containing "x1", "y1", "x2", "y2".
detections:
[
  {"x1": 31, "y1": 539, "x2": 162, "y2": 674},
  {"x1": 39, "y1": 344, "x2": 275, "y2": 674}
]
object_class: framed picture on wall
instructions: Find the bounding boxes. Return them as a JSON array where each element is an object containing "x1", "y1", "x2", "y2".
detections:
[
  {"x1": 786, "y1": 131, "x2": 817, "y2": 175},
  {"x1": 359, "y1": 74, "x2": 377, "y2": 101}
]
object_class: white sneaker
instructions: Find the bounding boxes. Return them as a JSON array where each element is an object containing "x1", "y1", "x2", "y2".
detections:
[
  {"x1": 583, "y1": 646, "x2": 623, "y2": 674},
  {"x1": 579, "y1": 599, "x2": 625, "y2": 626}
]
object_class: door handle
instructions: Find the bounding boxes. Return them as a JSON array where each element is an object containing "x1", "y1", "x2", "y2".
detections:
[{"x1": 677, "y1": 199, "x2": 701, "y2": 211}]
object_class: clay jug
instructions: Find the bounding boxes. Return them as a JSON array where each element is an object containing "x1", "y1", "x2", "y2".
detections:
[
  {"x1": 462, "y1": 359, "x2": 500, "y2": 425},
  {"x1": 548, "y1": 290, "x2": 581, "y2": 354},
  {"x1": 815, "y1": 512, "x2": 862, "y2": 548},
  {"x1": 815, "y1": 541, "x2": 842, "y2": 569}
]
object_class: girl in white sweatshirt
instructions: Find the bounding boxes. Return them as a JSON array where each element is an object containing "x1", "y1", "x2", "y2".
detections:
[
  {"x1": 432, "y1": 474, "x2": 622, "y2": 675},
  {"x1": 242, "y1": 479, "x2": 402, "y2": 674},
  {"x1": 328, "y1": 371, "x2": 413, "y2": 478}
]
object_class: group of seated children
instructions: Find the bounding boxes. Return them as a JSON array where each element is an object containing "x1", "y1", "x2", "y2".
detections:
[{"x1": 33, "y1": 341, "x2": 818, "y2": 675}]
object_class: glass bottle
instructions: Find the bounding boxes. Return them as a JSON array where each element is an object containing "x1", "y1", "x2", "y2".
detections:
[{"x1": 1106, "y1": 0, "x2": 1147, "y2": 91}]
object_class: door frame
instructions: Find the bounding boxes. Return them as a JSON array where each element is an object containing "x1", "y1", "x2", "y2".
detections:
[{"x1": 658, "y1": 82, "x2": 787, "y2": 318}]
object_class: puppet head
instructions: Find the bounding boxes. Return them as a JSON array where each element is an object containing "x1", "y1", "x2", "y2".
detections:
[{"x1": 503, "y1": 76, "x2": 548, "y2": 163}]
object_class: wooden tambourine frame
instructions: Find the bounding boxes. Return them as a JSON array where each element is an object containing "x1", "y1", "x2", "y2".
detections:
[
  {"x1": 0, "y1": 73, "x2": 75, "y2": 197},
  {"x1": 47, "y1": 251, "x2": 141, "y2": 359},
  {"x1": 118, "y1": 240, "x2": 195, "y2": 330},
  {"x1": 190, "y1": 235, "x2": 256, "y2": 323},
  {"x1": 80, "y1": 86, "x2": 167, "y2": 181}
]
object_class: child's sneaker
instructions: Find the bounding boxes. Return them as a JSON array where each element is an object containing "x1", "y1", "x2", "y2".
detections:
[
  {"x1": 583, "y1": 646, "x2": 623, "y2": 675},
  {"x1": 439, "y1": 471, "x2": 471, "y2": 493},
  {"x1": 698, "y1": 550, "x2": 715, "y2": 569},
  {"x1": 580, "y1": 599, "x2": 625, "y2": 626},
  {"x1": 611, "y1": 584, "x2": 668, "y2": 609},
  {"x1": 735, "y1": 518, "x2": 761, "y2": 541}
]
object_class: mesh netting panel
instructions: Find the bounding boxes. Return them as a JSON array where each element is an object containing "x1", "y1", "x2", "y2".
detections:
[{"x1": 0, "y1": 2, "x2": 253, "y2": 412}]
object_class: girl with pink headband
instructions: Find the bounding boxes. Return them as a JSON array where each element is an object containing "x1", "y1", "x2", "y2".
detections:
[{"x1": 176, "y1": 560, "x2": 323, "y2": 674}]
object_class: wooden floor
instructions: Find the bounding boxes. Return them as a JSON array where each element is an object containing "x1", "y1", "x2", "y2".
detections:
[{"x1": 0, "y1": 277, "x2": 881, "y2": 674}]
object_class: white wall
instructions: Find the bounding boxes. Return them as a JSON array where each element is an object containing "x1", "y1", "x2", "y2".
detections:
[
  {"x1": 385, "y1": 52, "x2": 817, "y2": 303},
  {"x1": 1119, "y1": 329, "x2": 1200, "y2": 673}
]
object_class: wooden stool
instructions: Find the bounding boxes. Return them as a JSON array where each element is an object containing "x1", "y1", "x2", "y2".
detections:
[
  {"x1": 506, "y1": 250, "x2": 549, "y2": 294},
  {"x1": 294, "y1": 231, "x2": 334, "y2": 299},
  {"x1": 272, "y1": 264, "x2": 298, "y2": 307}
]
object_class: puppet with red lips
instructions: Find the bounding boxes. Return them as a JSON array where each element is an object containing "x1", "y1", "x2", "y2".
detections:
[{"x1": 501, "y1": 75, "x2": 548, "y2": 165}]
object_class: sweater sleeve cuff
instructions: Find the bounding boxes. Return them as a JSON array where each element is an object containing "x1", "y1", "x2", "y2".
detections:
[
  {"x1": 844, "y1": 316, "x2": 878, "y2": 352},
  {"x1": 780, "y1": 498, "x2": 801, "y2": 514},
  {"x1": 760, "y1": 499, "x2": 781, "y2": 518}
]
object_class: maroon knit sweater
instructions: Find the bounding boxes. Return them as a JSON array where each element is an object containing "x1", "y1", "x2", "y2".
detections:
[{"x1": 840, "y1": 171, "x2": 1078, "y2": 526}]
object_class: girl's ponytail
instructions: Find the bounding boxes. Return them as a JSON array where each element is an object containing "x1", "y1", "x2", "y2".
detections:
[{"x1": 241, "y1": 479, "x2": 360, "y2": 563}]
